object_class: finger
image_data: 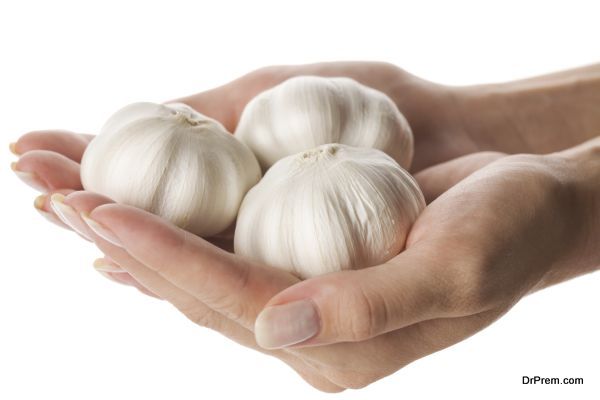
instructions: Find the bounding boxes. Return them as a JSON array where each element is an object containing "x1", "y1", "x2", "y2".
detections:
[
  {"x1": 414, "y1": 151, "x2": 506, "y2": 203},
  {"x1": 81, "y1": 203, "x2": 299, "y2": 329},
  {"x1": 96, "y1": 268, "x2": 160, "y2": 299},
  {"x1": 254, "y1": 244, "x2": 463, "y2": 349},
  {"x1": 172, "y1": 65, "x2": 293, "y2": 133},
  {"x1": 52, "y1": 191, "x2": 162, "y2": 298},
  {"x1": 172, "y1": 89, "x2": 239, "y2": 133},
  {"x1": 54, "y1": 193, "x2": 254, "y2": 334},
  {"x1": 49, "y1": 190, "x2": 228, "y2": 256},
  {"x1": 33, "y1": 190, "x2": 74, "y2": 229},
  {"x1": 11, "y1": 130, "x2": 93, "y2": 162},
  {"x1": 53, "y1": 191, "x2": 275, "y2": 340},
  {"x1": 90, "y1": 233, "x2": 341, "y2": 392},
  {"x1": 52, "y1": 193, "x2": 341, "y2": 392},
  {"x1": 12, "y1": 150, "x2": 82, "y2": 192},
  {"x1": 50, "y1": 192, "x2": 113, "y2": 241},
  {"x1": 98, "y1": 243, "x2": 342, "y2": 393},
  {"x1": 55, "y1": 193, "x2": 343, "y2": 392},
  {"x1": 92, "y1": 257, "x2": 162, "y2": 299}
]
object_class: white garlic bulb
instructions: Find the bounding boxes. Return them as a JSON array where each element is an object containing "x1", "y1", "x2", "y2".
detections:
[
  {"x1": 234, "y1": 144, "x2": 425, "y2": 279},
  {"x1": 234, "y1": 76, "x2": 414, "y2": 171},
  {"x1": 81, "y1": 102, "x2": 261, "y2": 237}
]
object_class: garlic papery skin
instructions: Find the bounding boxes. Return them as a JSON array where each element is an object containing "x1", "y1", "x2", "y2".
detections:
[
  {"x1": 234, "y1": 144, "x2": 425, "y2": 279},
  {"x1": 81, "y1": 102, "x2": 261, "y2": 237},
  {"x1": 234, "y1": 76, "x2": 414, "y2": 171}
]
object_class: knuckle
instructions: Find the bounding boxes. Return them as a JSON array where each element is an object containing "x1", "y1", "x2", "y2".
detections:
[
  {"x1": 337, "y1": 281, "x2": 385, "y2": 341},
  {"x1": 232, "y1": 259, "x2": 252, "y2": 294},
  {"x1": 203, "y1": 262, "x2": 252, "y2": 324},
  {"x1": 212, "y1": 293, "x2": 249, "y2": 324},
  {"x1": 180, "y1": 305, "x2": 221, "y2": 331}
]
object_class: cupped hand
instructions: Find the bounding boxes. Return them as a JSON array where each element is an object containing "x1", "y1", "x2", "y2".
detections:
[
  {"x1": 10, "y1": 62, "x2": 489, "y2": 257},
  {"x1": 17, "y1": 136, "x2": 597, "y2": 391},
  {"x1": 14, "y1": 62, "x2": 594, "y2": 391}
]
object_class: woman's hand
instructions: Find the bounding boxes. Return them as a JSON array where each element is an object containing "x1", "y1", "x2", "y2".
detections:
[
  {"x1": 174, "y1": 61, "x2": 479, "y2": 172},
  {"x1": 258, "y1": 140, "x2": 599, "y2": 349},
  {"x1": 35, "y1": 138, "x2": 600, "y2": 390},
  {"x1": 10, "y1": 61, "x2": 600, "y2": 390},
  {"x1": 9, "y1": 61, "x2": 482, "y2": 247},
  {"x1": 10, "y1": 61, "x2": 494, "y2": 328}
]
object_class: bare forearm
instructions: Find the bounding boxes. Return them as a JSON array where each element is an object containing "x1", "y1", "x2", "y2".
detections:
[
  {"x1": 563, "y1": 136, "x2": 600, "y2": 270},
  {"x1": 534, "y1": 136, "x2": 600, "y2": 290},
  {"x1": 179, "y1": 61, "x2": 600, "y2": 171},
  {"x1": 455, "y1": 64, "x2": 600, "y2": 154}
]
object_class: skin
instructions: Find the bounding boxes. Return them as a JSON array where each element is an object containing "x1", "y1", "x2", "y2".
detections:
[{"x1": 9, "y1": 62, "x2": 600, "y2": 391}]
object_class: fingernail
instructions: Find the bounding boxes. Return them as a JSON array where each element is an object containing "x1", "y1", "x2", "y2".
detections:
[
  {"x1": 254, "y1": 299, "x2": 320, "y2": 349},
  {"x1": 9, "y1": 142, "x2": 20, "y2": 155},
  {"x1": 93, "y1": 258, "x2": 123, "y2": 273},
  {"x1": 49, "y1": 193, "x2": 93, "y2": 241},
  {"x1": 11, "y1": 162, "x2": 48, "y2": 192},
  {"x1": 34, "y1": 194, "x2": 46, "y2": 210},
  {"x1": 33, "y1": 194, "x2": 64, "y2": 227},
  {"x1": 81, "y1": 213, "x2": 123, "y2": 247}
]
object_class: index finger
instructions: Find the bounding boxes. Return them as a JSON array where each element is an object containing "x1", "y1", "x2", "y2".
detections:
[
  {"x1": 83, "y1": 203, "x2": 299, "y2": 329},
  {"x1": 12, "y1": 130, "x2": 94, "y2": 162}
]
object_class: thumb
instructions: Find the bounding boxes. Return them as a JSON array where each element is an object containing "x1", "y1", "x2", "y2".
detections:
[{"x1": 254, "y1": 246, "x2": 455, "y2": 349}]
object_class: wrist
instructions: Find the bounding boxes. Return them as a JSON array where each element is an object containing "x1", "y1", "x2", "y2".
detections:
[
  {"x1": 558, "y1": 138, "x2": 600, "y2": 263},
  {"x1": 385, "y1": 70, "x2": 481, "y2": 170},
  {"x1": 452, "y1": 66, "x2": 600, "y2": 155},
  {"x1": 538, "y1": 138, "x2": 600, "y2": 288},
  {"x1": 450, "y1": 81, "x2": 560, "y2": 154}
]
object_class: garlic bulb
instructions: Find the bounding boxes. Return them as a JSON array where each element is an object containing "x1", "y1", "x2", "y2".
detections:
[
  {"x1": 81, "y1": 102, "x2": 261, "y2": 237},
  {"x1": 234, "y1": 76, "x2": 414, "y2": 171},
  {"x1": 234, "y1": 144, "x2": 425, "y2": 279}
]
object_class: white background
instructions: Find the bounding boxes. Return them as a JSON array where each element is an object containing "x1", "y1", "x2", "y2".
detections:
[{"x1": 0, "y1": 1, "x2": 598, "y2": 399}]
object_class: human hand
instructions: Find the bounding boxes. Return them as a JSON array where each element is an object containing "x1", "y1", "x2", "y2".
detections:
[
  {"x1": 10, "y1": 61, "x2": 485, "y2": 252},
  {"x1": 8, "y1": 61, "x2": 486, "y2": 391},
  {"x1": 11, "y1": 61, "x2": 599, "y2": 390},
  {"x1": 12, "y1": 60, "x2": 600, "y2": 205},
  {"x1": 35, "y1": 138, "x2": 599, "y2": 390}
]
